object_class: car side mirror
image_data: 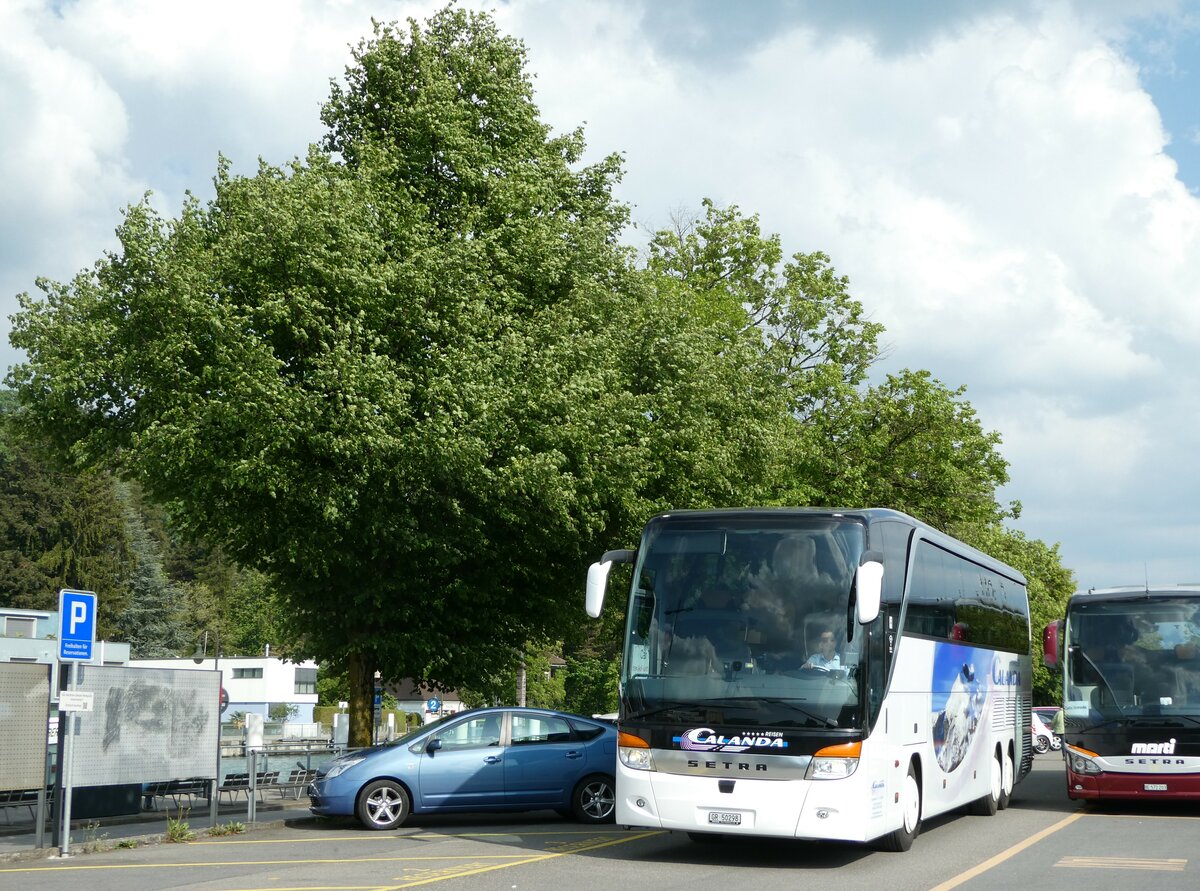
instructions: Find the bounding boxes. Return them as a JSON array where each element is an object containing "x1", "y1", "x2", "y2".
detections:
[{"x1": 425, "y1": 738, "x2": 442, "y2": 755}]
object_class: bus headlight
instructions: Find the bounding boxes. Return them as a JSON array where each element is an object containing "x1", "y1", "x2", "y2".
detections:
[
  {"x1": 806, "y1": 757, "x2": 858, "y2": 780},
  {"x1": 619, "y1": 746, "x2": 655, "y2": 771},
  {"x1": 1066, "y1": 746, "x2": 1101, "y2": 775},
  {"x1": 618, "y1": 730, "x2": 654, "y2": 771},
  {"x1": 805, "y1": 741, "x2": 861, "y2": 780}
]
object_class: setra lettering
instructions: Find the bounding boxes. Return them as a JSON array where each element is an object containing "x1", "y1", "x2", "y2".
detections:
[
  {"x1": 1124, "y1": 758, "x2": 1185, "y2": 766},
  {"x1": 687, "y1": 759, "x2": 768, "y2": 772}
]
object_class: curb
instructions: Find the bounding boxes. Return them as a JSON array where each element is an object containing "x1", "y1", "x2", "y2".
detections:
[{"x1": 0, "y1": 815, "x2": 314, "y2": 865}]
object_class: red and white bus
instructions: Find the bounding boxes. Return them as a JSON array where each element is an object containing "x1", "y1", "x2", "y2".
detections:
[{"x1": 1043, "y1": 585, "x2": 1200, "y2": 800}]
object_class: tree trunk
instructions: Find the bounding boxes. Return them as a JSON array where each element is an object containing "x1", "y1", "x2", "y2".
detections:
[{"x1": 348, "y1": 650, "x2": 374, "y2": 748}]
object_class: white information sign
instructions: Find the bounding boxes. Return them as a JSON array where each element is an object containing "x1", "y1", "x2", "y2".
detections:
[{"x1": 58, "y1": 690, "x2": 95, "y2": 712}]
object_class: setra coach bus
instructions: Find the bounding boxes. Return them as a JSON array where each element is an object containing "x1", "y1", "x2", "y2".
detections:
[
  {"x1": 586, "y1": 508, "x2": 1033, "y2": 851},
  {"x1": 1043, "y1": 585, "x2": 1200, "y2": 800}
]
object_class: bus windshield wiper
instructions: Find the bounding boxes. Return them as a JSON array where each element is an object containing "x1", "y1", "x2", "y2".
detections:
[
  {"x1": 623, "y1": 701, "x2": 707, "y2": 722},
  {"x1": 708, "y1": 696, "x2": 839, "y2": 728},
  {"x1": 1127, "y1": 714, "x2": 1200, "y2": 729}
]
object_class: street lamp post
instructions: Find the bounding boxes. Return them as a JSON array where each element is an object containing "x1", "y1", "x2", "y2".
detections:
[{"x1": 193, "y1": 630, "x2": 222, "y2": 824}]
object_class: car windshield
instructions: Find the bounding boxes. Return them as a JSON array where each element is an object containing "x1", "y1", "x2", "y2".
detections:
[
  {"x1": 1066, "y1": 596, "x2": 1200, "y2": 723},
  {"x1": 621, "y1": 516, "x2": 867, "y2": 730}
]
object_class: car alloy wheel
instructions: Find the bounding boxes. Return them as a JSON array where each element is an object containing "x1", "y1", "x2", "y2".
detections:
[
  {"x1": 572, "y1": 774, "x2": 616, "y2": 824},
  {"x1": 356, "y1": 779, "x2": 411, "y2": 831}
]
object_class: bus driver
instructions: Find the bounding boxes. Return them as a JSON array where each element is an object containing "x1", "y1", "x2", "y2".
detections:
[{"x1": 804, "y1": 627, "x2": 841, "y2": 671}]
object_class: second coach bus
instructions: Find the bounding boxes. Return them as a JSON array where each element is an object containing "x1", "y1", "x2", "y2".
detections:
[
  {"x1": 585, "y1": 508, "x2": 1033, "y2": 851},
  {"x1": 1044, "y1": 585, "x2": 1200, "y2": 800}
]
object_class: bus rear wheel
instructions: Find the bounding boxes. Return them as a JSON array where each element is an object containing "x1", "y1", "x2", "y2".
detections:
[
  {"x1": 877, "y1": 763, "x2": 921, "y2": 852},
  {"x1": 967, "y1": 750, "x2": 1002, "y2": 816},
  {"x1": 997, "y1": 748, "x2": 1013, "y2": 810}
]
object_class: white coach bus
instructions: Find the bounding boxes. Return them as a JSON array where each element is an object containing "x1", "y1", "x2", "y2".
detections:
[{"x1": 586, "y1": 508, "x2": 1033, "y2": 850}]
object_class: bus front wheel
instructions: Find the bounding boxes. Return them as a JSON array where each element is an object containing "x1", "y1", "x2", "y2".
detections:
[{"x1": 878, "y1": 763, "x2": 921, "y2": 852}]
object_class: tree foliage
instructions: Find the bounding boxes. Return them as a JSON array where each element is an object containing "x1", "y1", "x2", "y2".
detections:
[
  {"x1": 7, "y1": 7, "x2": 787, "y2": 743},
  {"x1": 5, "y1": 5, "x2": 1073, "y2": 737},
  {"x1": 0, "y1": 396, "x2": 131, "y2": 635}
]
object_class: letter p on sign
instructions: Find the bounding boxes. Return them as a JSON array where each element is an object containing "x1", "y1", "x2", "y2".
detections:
[{"x1": 70, "y1": 601, "x2": 87, "y2": 634}]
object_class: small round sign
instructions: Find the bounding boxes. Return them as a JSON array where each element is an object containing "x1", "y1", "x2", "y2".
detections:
[
  {"x1": 219, "y1": 687, "x2": 229, "y2": 712},
  {"x1": 426, "y1": 697, "x2": 442, "y2": 713}
]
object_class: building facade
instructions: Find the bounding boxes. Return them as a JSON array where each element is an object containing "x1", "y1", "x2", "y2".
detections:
[{"x1": 129, "y1": 655, "x2": 319, "y2": 723}]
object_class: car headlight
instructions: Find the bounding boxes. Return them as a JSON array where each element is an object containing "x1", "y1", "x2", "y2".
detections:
[
  {"x1": 1067, "y1": 747, "x2": 1102, "y2": 775},
  {"x1": 805, "y1": 741, "x2": 861, "y2": 780},
  {"x1": 324, "y1": 755, "x2": 367, "y2": 779}
]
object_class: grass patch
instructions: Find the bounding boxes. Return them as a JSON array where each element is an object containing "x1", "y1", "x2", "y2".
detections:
[
  {"x1": 207, "y1": 821, "x2": 246, "y2": 837},
  {"x1": 165, "y1": 807, "x2": 197, "y2": 843}
]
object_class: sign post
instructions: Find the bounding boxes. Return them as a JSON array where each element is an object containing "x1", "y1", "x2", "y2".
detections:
[{"x1": 57, "y1": 589, "x2": 97, "y2": 858}]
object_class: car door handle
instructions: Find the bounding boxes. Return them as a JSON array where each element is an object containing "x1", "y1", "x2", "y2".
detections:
[
  {"x1": 565, "y1": 751, "x2": 583, "y2": 759},
  {"x1": 483, "y1": 755, "x2": 502, "y2": 764}
]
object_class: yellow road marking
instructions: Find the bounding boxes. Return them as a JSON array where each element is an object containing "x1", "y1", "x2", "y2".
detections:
[
  {"x1": 929, "y1": 811, "x2": 1086, "y2": 891},
  {"x1": 191, "y1": 828, "x2": 621, "y2": 845},
  {"x1": 0, "y1": 854, "x2": 539, "y2": 873},
  {"x1": 370, "y1": 831, "x2": 663, "y2": 890},
  {"x1": 1073, "y1": 811, "x2": 1200, "y2": 821},
  {"x1": 1056, "y1": 856, "x2": 1187, "y2": 871},
  {"x1": 0, "y1": 830, "x2": 664, "y2": 885}
]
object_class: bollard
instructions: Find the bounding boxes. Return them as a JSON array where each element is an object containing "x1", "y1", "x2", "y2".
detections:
[{"x1": 248, "y1": 749, "x2": 257, "y2": 823}]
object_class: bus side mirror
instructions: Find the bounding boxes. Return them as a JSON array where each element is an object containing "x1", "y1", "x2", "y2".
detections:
[
  {"x1": 1042, "y1": 620, "x2": 1063, "y2": 670},
  {"x1": 855, "y1": 552, "x2": 884, "y2": 625},
  {"x1": 586, "y1": 549, "x2": 635, "y2": 618}
]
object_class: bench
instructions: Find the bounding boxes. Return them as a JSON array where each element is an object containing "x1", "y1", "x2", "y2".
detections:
[
  {"x1": 216, "y1": 771, "x2": 281, "y2": 803},
  {"x1": 216, "y1": 773, "x2": 249, "y2": 802},
  {"x1": 0, "y1": 788, "x2": 51, "y2": 823},
  {"x1": 145, "y1": 778, "x2": 211, "y2": 810},
  {"x1": 273, "y1": 768, "x2": 317, "y2": 799}
]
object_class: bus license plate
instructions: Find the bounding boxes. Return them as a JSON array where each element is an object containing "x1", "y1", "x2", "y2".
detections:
[
  {"x1": 708, "y1": 811, "x2": 742, "y2": 825},
  {"x1": 1144, "y1": 783, "x2": 1168, "y2": 791}
]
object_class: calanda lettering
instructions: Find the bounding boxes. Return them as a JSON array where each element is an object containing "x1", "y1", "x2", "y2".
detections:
[{"x1": 675, "y1": 727, "x2": 789, "y2": 752}]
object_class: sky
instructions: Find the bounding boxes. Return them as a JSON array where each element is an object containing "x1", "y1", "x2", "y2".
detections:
[{"x1": 5, "y1": 0, "x2": 1200, "y2": 593}]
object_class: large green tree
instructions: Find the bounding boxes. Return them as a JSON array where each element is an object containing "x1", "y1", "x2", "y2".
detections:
[{"x1": 6, "y1": 8, "x2": 787, "y2": 744}]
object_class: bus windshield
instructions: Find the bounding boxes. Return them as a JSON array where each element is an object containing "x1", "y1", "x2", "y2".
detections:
[
  {"x1": 621, "y1": 515, "x2": 866, "y2": 730},
  {"x1": 1065, "y1": 596, "x2": 1200, "y2": 723}
]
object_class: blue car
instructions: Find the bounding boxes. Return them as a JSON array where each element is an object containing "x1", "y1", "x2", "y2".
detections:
[{"x1": 309, "y1": 706, "x2": 618, "y2": 830}]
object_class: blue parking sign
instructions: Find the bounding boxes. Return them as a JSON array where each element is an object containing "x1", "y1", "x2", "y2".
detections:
[{"x1": 58, "y1": 589, "x2": 97, "y2": 661}]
